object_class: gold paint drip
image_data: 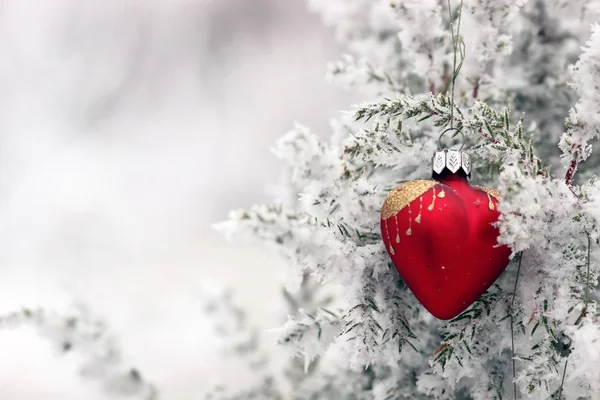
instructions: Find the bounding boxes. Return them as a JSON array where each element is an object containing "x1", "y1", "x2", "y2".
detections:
[
  {"x1": 407, "y1": 202, "x2": 413, "y2": 235},
  {"x1": 428, "y1": 186, "x2": 436, "y2": 211},
  {"x1": 384, "y1": 219, "x2": 391, "y2": 240},
  {"x1": 474, "y1": 185, "x2": 501, "y2": 201},
  {"x1": 381, "y1": 180, "x2": 437, "y2": 220},
  {"x1": 487, "y1": 193, "x2": 495, "y2": 210},
  {"x1": 415, "y1": 196, "x2": 423, "y2": 224},
  {"x1": 438, "y1": 190, "x2": 446, "y2": 198},
  {"x1": 383, "y1": 218, "x2": 395, "y2": 255},
  {"x1": 394, "y1": 214, "x2": 400, "y2": 243}
]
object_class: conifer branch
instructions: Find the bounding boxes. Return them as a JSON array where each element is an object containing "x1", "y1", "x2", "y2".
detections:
[
  {"x1": 0, "y1": 307, "x2": 158, "y2": 399},
  {"x1": 216, "y1": 1, "x2": 600, "y2": 398},
  {"x1": 354, "y1": 94, "x2": 548, "y2": 177}
]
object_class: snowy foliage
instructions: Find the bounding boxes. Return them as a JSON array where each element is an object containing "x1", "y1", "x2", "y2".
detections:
[
  {"x1": 214, "y1": 0, "x2": 600, "y2": 399},
  {"x1": 201, "y1": 284, "x2": 278, "y2": 400},
  {"x1": 0, "y1": 306, "x2": 157, "y2": 399},
  {"x1": 560, "y1": 24, "x2": 600, "y2": 185}
]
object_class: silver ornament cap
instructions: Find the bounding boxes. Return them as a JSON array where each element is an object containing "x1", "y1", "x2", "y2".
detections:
[
  {"x1": 432, "y1": 127, "x2": 471, "y2": 177},
  {"x1": 432, "y1": 149, "x2": 471, "y2": 177}
]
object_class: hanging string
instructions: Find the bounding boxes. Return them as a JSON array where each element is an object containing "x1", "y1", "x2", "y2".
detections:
[
  {"x1": 509, "y1": 252, "x2": 524, "y2": 400},
  {"x1": 446, "y1": 0, "x2": 466, "y2": 130}
]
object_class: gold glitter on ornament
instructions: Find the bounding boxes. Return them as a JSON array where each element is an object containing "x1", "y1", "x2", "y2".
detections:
[
  {"x1": 389, "y1": 245, "x2": 395, "y2": 255},
  {"x1": 474, "y1": 185, "x2": 501, "y2": 200},
  {"x1": 438, "y1": 190, "x2": 446, "y2": 198},
  {"x1": 381, "y1": 180, "x2": 438, "y2": 220}
]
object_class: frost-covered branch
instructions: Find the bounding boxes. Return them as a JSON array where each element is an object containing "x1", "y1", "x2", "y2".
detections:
[
  {"x1": 276, "y1": 308, "x2": 340, "y2": 370},
  {"x1": 0, "y1": 306, "x2": 157, "y2": 399},
  {"x1": 216, "y1": 0, "x2": 600, "y2": 398},
  {"x1": 353, "y1": 93, "x2": 547, "y2": 178},
  {"x1": 201, "y1": 285, "x2": 270, "y2": 372},
  {"x1": 201, "y1": 284, "x2": 280, "y2": 400},
  {"x1": 560, "y1": 24, "x2": 600, "y2": 186}
]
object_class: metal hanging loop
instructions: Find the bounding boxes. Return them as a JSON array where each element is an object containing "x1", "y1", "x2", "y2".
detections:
[
  {"x1": 438, "y1": 127, "x2": 465, "y2": 151},
  {"x1": 433, "y1": 127, "x2": 471, "y2": 177}
]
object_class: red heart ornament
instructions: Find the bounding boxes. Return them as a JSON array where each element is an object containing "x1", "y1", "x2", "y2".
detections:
[{"x1": 381, "y1": 173, "x2": 511, "y2": 320}]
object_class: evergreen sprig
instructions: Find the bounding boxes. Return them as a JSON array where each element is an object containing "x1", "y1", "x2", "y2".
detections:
[
  {"x1": 278, "y1": 308, "x2": 341, "y2": 347},
  {"x1": 433, "y1": 286, "x2": 507, "y2": 370},
  {"x1": 0, "y1": 307, "x2": 158, "y2": 400},
  {"x1": 354, "y1": 93, "x2": 548, "y2": 177},
  {"x1": 215, "y1": 1, "x2": 600, "y2": 398}
]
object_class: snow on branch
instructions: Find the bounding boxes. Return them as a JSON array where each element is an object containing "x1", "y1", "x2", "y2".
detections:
[
  {"x1": 200, "y1": 285, "x2": 270, "y2": 371},
  {"x1": 216, "y1": 1, "x2": 600, "y2": 398},
  {"x1": 432, "y1": 286, "x2": 509, "y2": 372},
  {"x1": 309, "y1": 0, "x2": 408, "y2": 96},
  {"x1": 220, "y1": 89, "x2": 600, "y2": 397},
  {"x1": 276, "y1": 308, "x2": 340, "y2": 371},
  {"x1": 200, "y1": 284, "x2": 281, "y2": 400},
  {"x1": 342, "y1": 113, "x2": 435, "y2": 168},
  {"x1": 560, "y1": 23, "x2": 600, "y2": 185},
  {"x1": 206, "y1": 378, "x2": 282, "y2": 400},
  {"x1": 0, "y1": 306, "x2": 157, "y2": 399},
  {"x1": 215, "y1": 203, "x2": 369, "y2": 293},
  {"x1": 391, "y1": 0, "x2": 448, "y2": 93},
  {"x1": 353, "y1": 94, "x2": 547, "y2": 177}
]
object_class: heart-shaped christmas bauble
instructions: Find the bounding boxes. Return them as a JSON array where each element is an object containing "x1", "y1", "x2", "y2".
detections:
[{"x1": 381, "y1": 164, "x2": 511, "y2": 320}]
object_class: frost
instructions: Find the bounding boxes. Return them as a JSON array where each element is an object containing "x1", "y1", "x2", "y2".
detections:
[
  {"x1": 563, "y1": 322, "x2": 600, "y2": 398},
  {"x1": 0, "y1": 306, "x2": 157, "y2": 399},
  {"x1": 560, "y1": 23, "x2": 600, "y2": 185},
  {"x1": 214, "y1": 0, "x2": 600, "y2": 399}
]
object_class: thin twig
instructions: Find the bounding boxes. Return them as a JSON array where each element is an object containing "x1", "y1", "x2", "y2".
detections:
[
  {"x1": 509, "y1": 252, "x2": 524, "y2": 400},
  {"x1": 575, "y1": 232, "x2": 592, "y2": 325},
  {"x1": 558, "y1": 359, "x2": 568, "y2": 399}
]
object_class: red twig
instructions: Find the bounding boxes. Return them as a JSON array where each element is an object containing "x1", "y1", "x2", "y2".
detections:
[
  {"x1": 400, "y1": 311, "x2": 410, "y2": 327},
  {"x1": 429, "y1": 81, "x2": 436, "y2": 95},
  {"x1": 527, "y1": 311, "x2": 537, "y2": 326},
  {"x1": 434, "y1": 343, "x2": 448, "y2": 355},
  {"x1": 478, "y1": 127, "x2": 500, "y2": 144},
  {"x1": 565, "y1": 153, "x2": 579, "y2": 186},
  {"x1": 472, "y1": 77, "x2": 480, "y2": 99}
]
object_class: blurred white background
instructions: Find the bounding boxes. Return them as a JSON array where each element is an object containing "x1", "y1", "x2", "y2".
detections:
[{"x1": 0, "y1": 0, "x2": 352, "y2": 398}]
